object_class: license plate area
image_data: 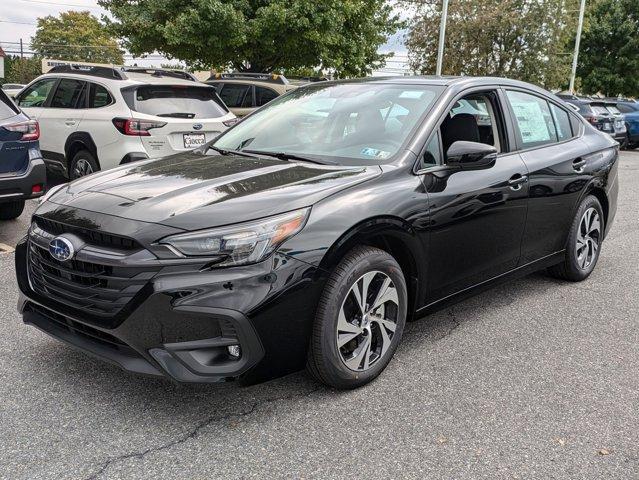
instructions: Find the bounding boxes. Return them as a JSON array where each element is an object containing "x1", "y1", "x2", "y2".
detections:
[{"x1": 183, "y1": 133, "x2": 206, "y2": 149}]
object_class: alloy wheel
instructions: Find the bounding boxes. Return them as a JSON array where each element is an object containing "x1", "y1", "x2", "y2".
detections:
[
  {"x1": 73, "y1": 159, "x2": 94, "y2": 178},
  {"x1": 336, "y1": 271, "x2": 400, "y2": 372},
  {"x1": 576, "y1": 207, "x2": 601, "y2": 270}
]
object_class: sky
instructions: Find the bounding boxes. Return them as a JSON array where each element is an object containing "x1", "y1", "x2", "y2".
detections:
[{"x1": 0, "y1": 0, "x2": 410, "y2": 73}]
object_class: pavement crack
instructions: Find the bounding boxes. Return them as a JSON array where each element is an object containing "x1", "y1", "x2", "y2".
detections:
[
  {"x1": 438, "y1": 308, "x2": 460, "y2": 340},
  {"x1": 83, "y1": 384, "x2": 322, "y2": 480}
]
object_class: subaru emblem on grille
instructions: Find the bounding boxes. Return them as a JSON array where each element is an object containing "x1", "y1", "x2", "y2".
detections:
[
  {"x1": 49, "y1": 237, "x2": 75, "y2": 262},
  {"x1": 193, "y1": 123, "x2": 203, "y2": 130}
]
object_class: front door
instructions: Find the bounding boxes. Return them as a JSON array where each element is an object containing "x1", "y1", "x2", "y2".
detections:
[{"x1": 421, "y1": 89, "x2": 529, "y2": 301}]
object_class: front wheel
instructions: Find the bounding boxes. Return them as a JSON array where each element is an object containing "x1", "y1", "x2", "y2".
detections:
[
  {"x1": 307, "y1": 246, "x2": 407, "y2": 389},
  {"x1": 548, "y1": 195, "x2": 604, "y2": 281}
]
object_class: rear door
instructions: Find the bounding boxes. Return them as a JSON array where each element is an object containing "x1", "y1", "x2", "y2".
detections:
[
  {"x1": 503, "y1": 88, "x2": 593, "y2": 263},
  {"x1": 38, "y1": 78, "x2": 86, "y2": 158}
]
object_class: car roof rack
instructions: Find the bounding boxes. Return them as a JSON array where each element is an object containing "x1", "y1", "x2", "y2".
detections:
[
  {"x1": 206, "y1": 72, "x2": 289, "y2": 85},
  {"x1": 286, "y1": 76, "x2": 330, "y2": 83},
  {"x1": 48, "y1": 64, "x2": 128, "y2": 80},
  {"x1": 121, "y1": 67, "x2": 198, "y2": 82}
]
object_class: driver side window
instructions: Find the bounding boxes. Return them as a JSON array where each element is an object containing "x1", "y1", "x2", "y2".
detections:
[
  {"x1": 18, "y1": 79, "x2": 57, "y2": 108},
  {"x1": 439, "y1": 92, "x2": 504, "y2": 162}
]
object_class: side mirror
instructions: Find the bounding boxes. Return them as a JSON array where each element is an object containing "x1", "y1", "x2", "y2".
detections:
[{"x1": 446, "y1": 141, "x2": 497, "y2": 170}]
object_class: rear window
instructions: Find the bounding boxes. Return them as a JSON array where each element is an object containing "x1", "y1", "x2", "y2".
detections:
[
  {"x1": 0, "y1": 90, "x2": 19, "y2": 120},
  {"x1": 591, "y1": 105, "x2": 609, "y2": 115},
  {"x1": 123, "y1": 85, "x2": 228, "y2": 119},
  {"x1": 606, "y1": 106, "x2": 621, "y2": 115}
]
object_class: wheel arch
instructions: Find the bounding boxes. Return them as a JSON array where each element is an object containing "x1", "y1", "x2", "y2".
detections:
[
  {"x1": 64, "y1": 132, "x2": 101, "y2": 171},
  {"x1": 317, "y1": 216, "x2": 426, "y2": 319}
]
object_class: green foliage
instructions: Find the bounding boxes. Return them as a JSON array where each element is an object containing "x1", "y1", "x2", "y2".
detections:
[
  {"x1": 31, "y1": 10, "x2": 124, "y2": 64},
  {"x1": 98, "y1": 0, "x2": 403, "y2": 77},
  {"x1": 577, "y1": 0, "x2": 639, "y2": 96},
  {"x1": 406, "y1": 0, "x2": 577, "y2": 90},
  {"x1": 1, "y1": 56, "x2": 42, "y2": 85}
]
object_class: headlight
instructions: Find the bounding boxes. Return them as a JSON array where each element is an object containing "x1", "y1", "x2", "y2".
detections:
[
  {"x1": 159, "y1": 207, "x2": 311, "y2": 265},
  {"x1": 39, "y1": 183, "x2": 66, "y2": 204}
]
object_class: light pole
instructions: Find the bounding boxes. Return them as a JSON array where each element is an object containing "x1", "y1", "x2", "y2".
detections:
[
  {"x1": 435, "y1": 0, "x2": 449, "y2": 76},
  {"x1": 569, "y1": 0, "x2": 586, "y2": 94}
]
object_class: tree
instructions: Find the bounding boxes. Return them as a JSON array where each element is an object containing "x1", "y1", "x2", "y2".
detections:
[
  {"x1": 577, "y1": 0, "x2": 639, "y2": 96},
  {"x1": 406, "y1": 0, "x2": 577, "y2": 90},
  {"x1": 31, "y1": 11, "x2": 124, "y2": 64},
  {"x1": 98, "y1": 0, "x2": 403, "y2": 77},
  {"x1": 1, "y1": 56, "x2": 42, "y2": 85}
]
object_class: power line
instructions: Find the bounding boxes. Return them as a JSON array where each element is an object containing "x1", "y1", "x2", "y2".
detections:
[
  {"x1": 9, "y1": 0, "x2": 103, "y2": 9},
  {"x1": 0, "y1": 20, "x2": 38, "y2": 26}
]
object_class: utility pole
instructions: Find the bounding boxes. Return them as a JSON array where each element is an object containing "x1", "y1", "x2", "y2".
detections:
[
  {"x1": 435, "y1": 0, "x2": 449, "y2": 76},
  {"x1": 569, "y1": 0, "x2": 586, "y2": 94},
  {"x1": 20, "y1": 38, "x2": 24, "y2": 59}
]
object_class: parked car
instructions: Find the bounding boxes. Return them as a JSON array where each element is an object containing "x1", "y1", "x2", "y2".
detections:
[
  {"x1": 560, "y1": 97, "x2": 626, "y2": 145},
  {"x1": 614, "y1": 101, "x2": 639, "y2": 149},
  {"x1": 14, "y1": 65, "x2": 236, "y2": 179},
  {"x1": 206, "y1": 73, "x2": 300, "y2": 117},
  {"x1": 16, "y1": 76, "x2": 618, "y2": 389},
  {"x1": 0, "y1": 88, "x2": 46, "y2": 220},
  {"x1": 1, "y1": 83, "x2": 26, "y2": 98}
]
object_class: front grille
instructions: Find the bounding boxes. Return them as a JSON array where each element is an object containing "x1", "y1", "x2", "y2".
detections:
[
  {"x1": 25, "y1": 303, "x2": 128, "y2": 349},
  {"x1": 33, "y1": 216, "x2": 142, "y2": 251},
  {"x1": 28, "y1": 241, "x2": 158, "y2": 318}
]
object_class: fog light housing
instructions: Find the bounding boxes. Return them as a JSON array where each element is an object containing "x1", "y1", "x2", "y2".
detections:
[{"x1": 227, "y1": 345, "x2": 241, "y2": 358}]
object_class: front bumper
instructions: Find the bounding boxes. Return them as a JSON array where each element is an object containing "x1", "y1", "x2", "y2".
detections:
[
  {"x1": 0, "y1": 158, "x2": 46, "y2": 203},
  {"x1": 15, "y1": 230, "x2": 323, "y2": 384}
]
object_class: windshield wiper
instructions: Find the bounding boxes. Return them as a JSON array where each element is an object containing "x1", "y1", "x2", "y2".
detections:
[
  {"x1": 206, "y1": 144, "x2": 264, "y2": 159},
  {"x1": 242, "y1": 150, "x2": 336, "y2": 165},
  {"x1": 157, "y1": 112, "x2": 195, "y2": 118}
]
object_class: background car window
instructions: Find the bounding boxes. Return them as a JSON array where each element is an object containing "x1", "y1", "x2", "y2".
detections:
[
  {"x1": 255, "y1": 86, "x2": 278, "y2": 107},
  {"x1": 617, "y1": 104, "x2": 637, "y2": 113},
  {"x1": 0, "y1": 89, "x2": 19, "y2": 120},
  {"x1": 606, "y1": 105, "x2": 621, "y2": 115},
  {"x1": 89, "y1": 83, "x2": 113, "y2": 108},
  {"x1": 550, "y1": 104, "x2": 572, "y2": 141},
  {"x1": 49, "y1": 79, "x2": 85, "y2": 109},
  {"x1": 591, "y1": 105, "x2": 609, "y2": 115},
  {"x1": 219, "y1": 84, "x2": 252, "y2": 108},
  {"x1": 506, "y1": 90, "x2": 558, "y2": 148},
  {"x1": 127, "y1": 85, "x2": 228, "y2": 118},
  {"x1": 17, "y1": 79, "x2": 57, "y2": 108}
]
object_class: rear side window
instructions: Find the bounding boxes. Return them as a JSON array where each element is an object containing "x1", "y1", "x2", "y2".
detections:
[
  {"x1": 219, "y1": 84, "x2": 252, "y2": 108},
  {"x1": 506, "y1": 90, "x2": 557, "y2": 148},
  {"x1": 17, "y1": 78, "x2": 57, "y2": 108},
  {"x1": 125, "y1": 85, "x2": 227, "y2": 119},
  {"x1": 549, "y1": 103, "x2": 572, "y2": 141},
  {"x1": 88, "y1": 83, "x2": 113, "y2": 108},
  {"x1": 0, "y1": 89, "x2": 19, "y2": 120},
  {"x1": 50, "y1": 79, "x2": 86, "y2": 109},
  {"x1": 255, "y1": 86, "x2": 278, "y2": 107}
]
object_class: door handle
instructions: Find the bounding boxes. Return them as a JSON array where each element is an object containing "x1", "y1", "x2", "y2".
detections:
[
  {"x1": 572, "y1": 158, "x2": 586, "y2": 172},
  {"x1": 508, "y1": 174, "x2": 528, "y2": 191},
  {"x1": 65, "y1": 119, "x2": 76, "y2": 126}
]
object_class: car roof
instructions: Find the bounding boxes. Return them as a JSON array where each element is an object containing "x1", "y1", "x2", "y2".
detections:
[{"x1": 35, "y1": 72, "x2": 209, "y2": 88}]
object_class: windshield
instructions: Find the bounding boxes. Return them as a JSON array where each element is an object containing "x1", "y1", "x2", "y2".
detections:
[{"x1": 213, "y1": 83, "x2": 443, "y2": 164}]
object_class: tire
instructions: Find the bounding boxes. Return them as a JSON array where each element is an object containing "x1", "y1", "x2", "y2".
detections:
[
  {"x1": 548, "y1": 195, "x2": 604, "y2": 282},
  {"x1": 69, "y1": 150, "x2": 99, "y2": 179},
  {"x1": 307, "y1": 245, "x2": 408, "y2": 389},
  {"x1": 0, "y1": 200, "x2": 25, "y2": 220}
]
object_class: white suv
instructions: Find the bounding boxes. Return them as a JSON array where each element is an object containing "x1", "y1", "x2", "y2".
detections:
[{"x1": 15, "y1": 65, "x2": 237, "y2": 178}]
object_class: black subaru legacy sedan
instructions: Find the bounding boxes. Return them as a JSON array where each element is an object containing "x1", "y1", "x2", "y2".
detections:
[{"x1": 15, "y1": 76, "x2": 618, "y2": 389}]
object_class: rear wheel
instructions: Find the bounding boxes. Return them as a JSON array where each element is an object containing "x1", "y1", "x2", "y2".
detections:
[
  {"x1": 69, "y1": 150, "x2": 99, "y2": 179},
  {"x1": 307, "y1": 246, "x2": 407, "y2": 389},
  {"x1": 548, "y1": 195, "x2": 603, "y2": 281},
  {"x1": 0, "y1": 200, "x2": 25, "y2": 220}
]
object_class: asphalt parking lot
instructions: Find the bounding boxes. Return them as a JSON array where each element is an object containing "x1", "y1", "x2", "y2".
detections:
[{"x1": 1, "y1": 152, "x2": 638, "y2": 479}]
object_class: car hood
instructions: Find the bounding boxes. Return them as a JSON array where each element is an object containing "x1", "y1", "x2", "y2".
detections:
[{"x1": 47, "y1": 151, "x2": 381, "y2": 231}]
